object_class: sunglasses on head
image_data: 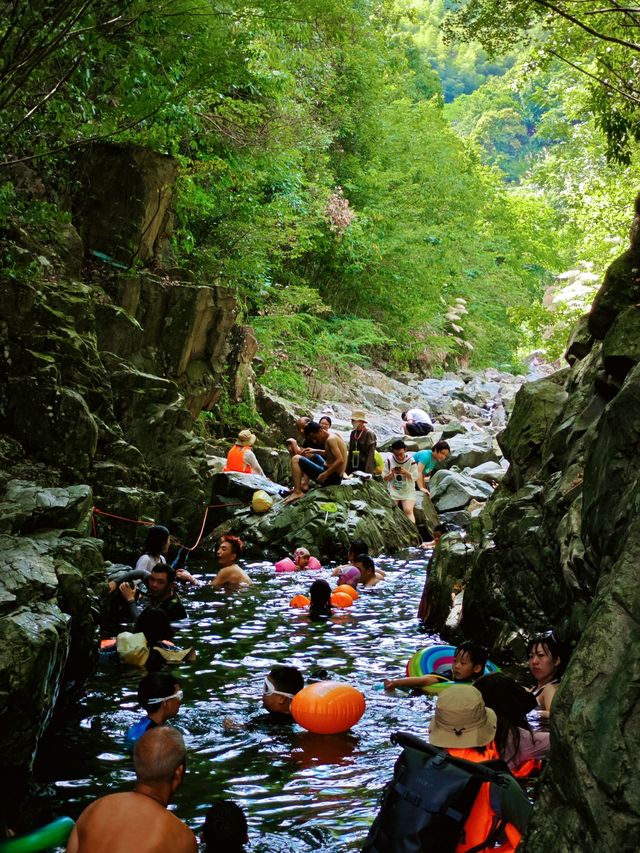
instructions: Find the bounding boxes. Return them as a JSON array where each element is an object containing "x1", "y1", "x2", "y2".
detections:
[
  {"x1": 535, "y1": 630, "x2": 557, "y2": 643},
  {"x1": 263, "y1": 677, "x2": 294, "y2": 699},
  {"x1": 147, "y1": 688, "x2": 183, "y2": 705}
]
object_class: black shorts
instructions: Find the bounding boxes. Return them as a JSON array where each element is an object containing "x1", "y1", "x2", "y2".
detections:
[{"x1": 405, "y1": 422, "x2": 433, "y2": 436}]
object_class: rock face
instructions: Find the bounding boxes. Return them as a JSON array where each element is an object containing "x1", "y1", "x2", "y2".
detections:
[
  {"x1": 423, "y1": 231, "x2": 640, "y2": 850},
  {"x1": 0, "y1": 484, "x2": 105, "y2": 782},
  {"x1": 210, "y1": 478, "x2": 421, "y2": 560}
]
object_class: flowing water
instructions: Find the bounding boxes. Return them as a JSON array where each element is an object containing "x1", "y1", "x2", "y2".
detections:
[{"x1": 35, "y1": 549, "x2": 478, "y2": 850}]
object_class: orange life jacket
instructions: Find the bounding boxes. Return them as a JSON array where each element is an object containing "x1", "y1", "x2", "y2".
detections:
[
  {"x1": 224, "y1": 444, "x2": 252, "y2": 473},
  {"x1": 447, "y1": 743, "x2": 522, "y2": 853},
  {"x1": 511, "y1": 758, "x2": 542, "y2": 779}
]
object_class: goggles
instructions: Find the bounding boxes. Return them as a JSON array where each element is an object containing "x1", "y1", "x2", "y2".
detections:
[
  {"x1": 263, "y1": 677, "x2": 294, "y2": 700},
  {"x1": 147, "y1": 689, "x2": 183, "y2": 705},
  {"x1": 534, "y1": 630, "x2": 557, "y2": 643}
]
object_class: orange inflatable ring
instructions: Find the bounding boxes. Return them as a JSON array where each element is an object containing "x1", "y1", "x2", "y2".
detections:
[
  {"x1": 330, "y1": 591, "x2": 354, "y2": 608},
  {"x1": 334, "y1": 584, "x2": 359, "y2": 600},
  {"x1": 291, "y1": 681, "x2": 366, "y2": 734},
  {"x1": 290, "y1": 594, "x2": 311, "y2": 608}
]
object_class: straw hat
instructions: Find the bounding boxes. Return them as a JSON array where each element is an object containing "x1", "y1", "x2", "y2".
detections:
[
  {"x1": 237, "y1": 429, "x2": 257, "y2": 446},
  {"x1": 429, "y1": 685, "x2": 497, "y2": 749},
  {"x1": 350, "y1": 409, "x2": 368, "y2": 423}
]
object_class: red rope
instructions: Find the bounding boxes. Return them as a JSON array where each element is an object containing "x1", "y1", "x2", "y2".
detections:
[{"x1": 91, "y1": 502, "x2": 246, "y2": 554}]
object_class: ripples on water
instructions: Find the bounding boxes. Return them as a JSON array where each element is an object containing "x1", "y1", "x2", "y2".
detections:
[{"x1": 36, "y1": 549, "x2": 465, "y2": 850}]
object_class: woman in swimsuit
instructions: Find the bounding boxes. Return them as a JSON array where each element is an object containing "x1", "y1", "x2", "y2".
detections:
[{"x1": 526, "y1": 631, "x2": 569, "y2": 717}]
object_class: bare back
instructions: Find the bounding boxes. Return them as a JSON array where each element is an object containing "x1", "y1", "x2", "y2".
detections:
[
  {"x1": 66, "y1": 792, "x2": 196, "y2": 853},
  {"x1": 325, "y1": 433, "x2": 348, "y2": 475},
  {"x1": 210, "y1": 564, "x2": 253, "y2": 587}
]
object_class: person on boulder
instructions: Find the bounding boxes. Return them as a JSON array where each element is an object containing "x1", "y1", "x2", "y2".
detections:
[
  {"x1": 224, "y1": 429, "x2": 264, "y2": 476},
  {"x1": 346, "y1": 409, "x2": 377, "y2": 475},
  {"x1": 285, "y1": 421, "x2": 347, "y2": 503},
  {"x1": 401, "y1": 407, "x2": 433, "y2": 437},
  {"x1": 119, "y1": 563, "x2": 187, "y2": 622},
  {"x1": 413, "y1": 440, "x2": 450, "y2": 494},
  {"x1": 65, "y1": 727, "x2": 197, "y2": 853},
  {"x1": 210, "y1": 535, "x2": 252, "y2": 587},
  {"x1": 383, "y1": 439, "x2": 419, "y2": 523}
]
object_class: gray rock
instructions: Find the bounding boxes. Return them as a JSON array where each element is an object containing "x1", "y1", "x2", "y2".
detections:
[
  {"x1": 429, "y1": 469, "x2": 494, "y2": 511},
  {"x1": 0, "y1": 481, "x2": 92, "y2": 535},
  {"x1": 464, "y1": 461, "x2": 506, "y2": 484},
  {"x1": 445, "y1": 433, "x2": 501, "y2": 470}
]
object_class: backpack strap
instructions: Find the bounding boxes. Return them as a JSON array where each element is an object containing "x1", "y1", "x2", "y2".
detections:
[{"x1": 391, "y1": 732, "x2": 510, "y2": 787}]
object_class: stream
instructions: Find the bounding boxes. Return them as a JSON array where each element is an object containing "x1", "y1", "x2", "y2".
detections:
[{"x1": 35, "y1": 548, "x2": 449, "y2": 851}]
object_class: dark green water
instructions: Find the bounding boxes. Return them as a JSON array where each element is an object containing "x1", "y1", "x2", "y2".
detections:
[{"x1": 37, "y1": 549, "x2": 448, "y2": 851}]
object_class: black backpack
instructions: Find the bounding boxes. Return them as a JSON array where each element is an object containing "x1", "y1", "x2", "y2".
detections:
[{"x1": 362, "y1": 732, "x2": 511, "y2": 853}]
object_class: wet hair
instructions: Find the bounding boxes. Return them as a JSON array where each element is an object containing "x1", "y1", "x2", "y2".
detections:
[
  {"x1": 142, "y1": 525, "x2": 170, "y2": 558},
  {"x1": 349, "y1": 538, "x2": 369, "y2": 558},
  {"x1": 433, "y1": 440, "x2": 450, "y2": 454},
  {"x1": 319, "y1": 415, "x2": 332, "y2": 427},
  {"x1": 526, "y1": 631, "x2": 570, "y2": 678},
  {"x1": 202, "y1": 800, "x2": 248, "y2": 852},
  {"x1": 151, "y1": 563, "x2": 176, "y2": 584},
  {"x1": 455, "y1": 641, "x2": 488, "y2": 673},
  {"x1": 137, "y1": 672, "x2": 180, "y2": 712},
  {"x1": 391, "y1": 439, "x2": 406, "y2": 451},
  {"x1": 354, "y1": 554, "x2": 375, "y2": 575},
  {"x1": 474, "y1": 673, "x2": 537, "y2": 763},
  {"x1": 268, "y1": 665, "x2": 304, "y2": 696},
  {"x1": 134, "y1": 727, "x2": 186, "y2": 785},
  {"x1": 135, "y1": 608, "x2": 174, "y2": 647},
  {"x1": 309, "y1": 578, "x2": 332, "y2": 618},
  {"x1": 303, "y1": 420, "x2": 322, "y2": 437},
  {"x1": 221, "y1": 534, "x2": 244, "y2": 559}
]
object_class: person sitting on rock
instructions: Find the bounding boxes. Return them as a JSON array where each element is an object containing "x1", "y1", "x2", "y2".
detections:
[
  {"x1": 318, "y1": 414, "x2": 333, "y2": 430},
  {"x1": 125, "y1": 673, "x2": 184, "y2": 746},
  {"x1": 346, "y1": 409, "x2": 377, "y2": 475},
  {"x1": 353, "y1": 554, "x2": 383, "y2": 587},
  {"x1": 202, "y1": 801, "x2": 248, "y2": 853},
  {"x1": 401, "y1": 407, "x2": 433, "y2": 437},
  {"x1": 285, "y1": 421, "x2": 347, "y2": 502},
  {"x1": 526, "y1": 630, "x2": 570, "y2": 717},
  {"x1": 210, "y1": 535, "x2": 252, "y2": 587},
  {"x1": 119, "y1": 563, "x2": 188, "y2": 622},
  {"x1": 383, "y1": 439, "x2": 419, "y2": 523},
  {"x1": 414, "y1": 440, "x2": 450, "y2": 494},
  {"x1": 224, "y1": 429, "x2": 264, "y2": 476},
  {"x1": 65, "y1": 727, "x2": 197, "y2": 853},
  {"x1": 383, "y1": 641, "x2": 487, "y2": 691}
]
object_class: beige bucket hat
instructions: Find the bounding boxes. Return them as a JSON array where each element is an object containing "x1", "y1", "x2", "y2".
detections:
[
  {"x1": 429, "y1": 685, "x2": 497, "y2": 749},
  {"x1": 237, "y1": 429, "x2": 257, "y2": 446},
  {"x1": 350, "y1": 409, "x2": 368, "y2": 423}
]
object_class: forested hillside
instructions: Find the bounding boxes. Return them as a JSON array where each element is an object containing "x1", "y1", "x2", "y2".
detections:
[{"x1": 1, "y1": 0, "x2": 638, "y2": 393}]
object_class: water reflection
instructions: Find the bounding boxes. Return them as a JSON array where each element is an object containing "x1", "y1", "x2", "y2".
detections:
[{"x1": 37, "y1": 549, "x2": 449, "y2": 850}]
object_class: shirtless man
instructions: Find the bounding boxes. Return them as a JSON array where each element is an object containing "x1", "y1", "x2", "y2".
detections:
[
  {"x1": 66, "y1": 727, "x2": 196, "y2": 853},
  {"x1": 210, "y1": 535, "x2": 252, "y2": 587},
  {"x1": 286, "y1": 421, "x2": 348, "y2": 502}
]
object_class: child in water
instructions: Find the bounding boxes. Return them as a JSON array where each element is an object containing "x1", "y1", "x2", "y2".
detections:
[
  {"x1": 384, "y1": 641, "x2": 487, "y2": 691},
  {"x1": 309, "y1": 579, "x2": 332, "y2": 619}
]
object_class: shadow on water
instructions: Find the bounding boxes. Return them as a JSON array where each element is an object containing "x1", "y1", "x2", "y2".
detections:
[{"x1": 35, "y1": 548, "x2": 447, "y2": 850}]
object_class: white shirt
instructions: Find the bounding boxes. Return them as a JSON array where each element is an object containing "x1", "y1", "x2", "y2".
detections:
[{"x1": 406, "y1": 407, "x2": 432, "y2": 426}]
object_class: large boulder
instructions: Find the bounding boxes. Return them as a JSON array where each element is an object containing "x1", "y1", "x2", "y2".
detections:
[
  {"x1": 429, "y1": 469, "x2": 495, "y2": 512},
  {"x1": 522, "y1": 515, "x2": 640, "y2": 852},
  {"x1": 445, "y1": 432, "x2": 501, "y2": 470},
  {"x1": 209, "y1": 478, "x2": 420, "y2": 560}
]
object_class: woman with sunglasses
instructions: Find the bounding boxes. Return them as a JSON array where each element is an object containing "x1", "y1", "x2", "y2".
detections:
[{"x1": 526, "y1": 631, "x2": 569, "y2": 717}]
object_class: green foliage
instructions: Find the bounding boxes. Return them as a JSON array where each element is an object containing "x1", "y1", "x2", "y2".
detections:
[{"x1": 201, "y1": 394, "x2": 266, "y2": 439}]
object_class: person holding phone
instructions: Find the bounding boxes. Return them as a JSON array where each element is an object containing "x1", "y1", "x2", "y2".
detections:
[{"x1": 383, "y1": 439, "x2": 419, "y2": 523}]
